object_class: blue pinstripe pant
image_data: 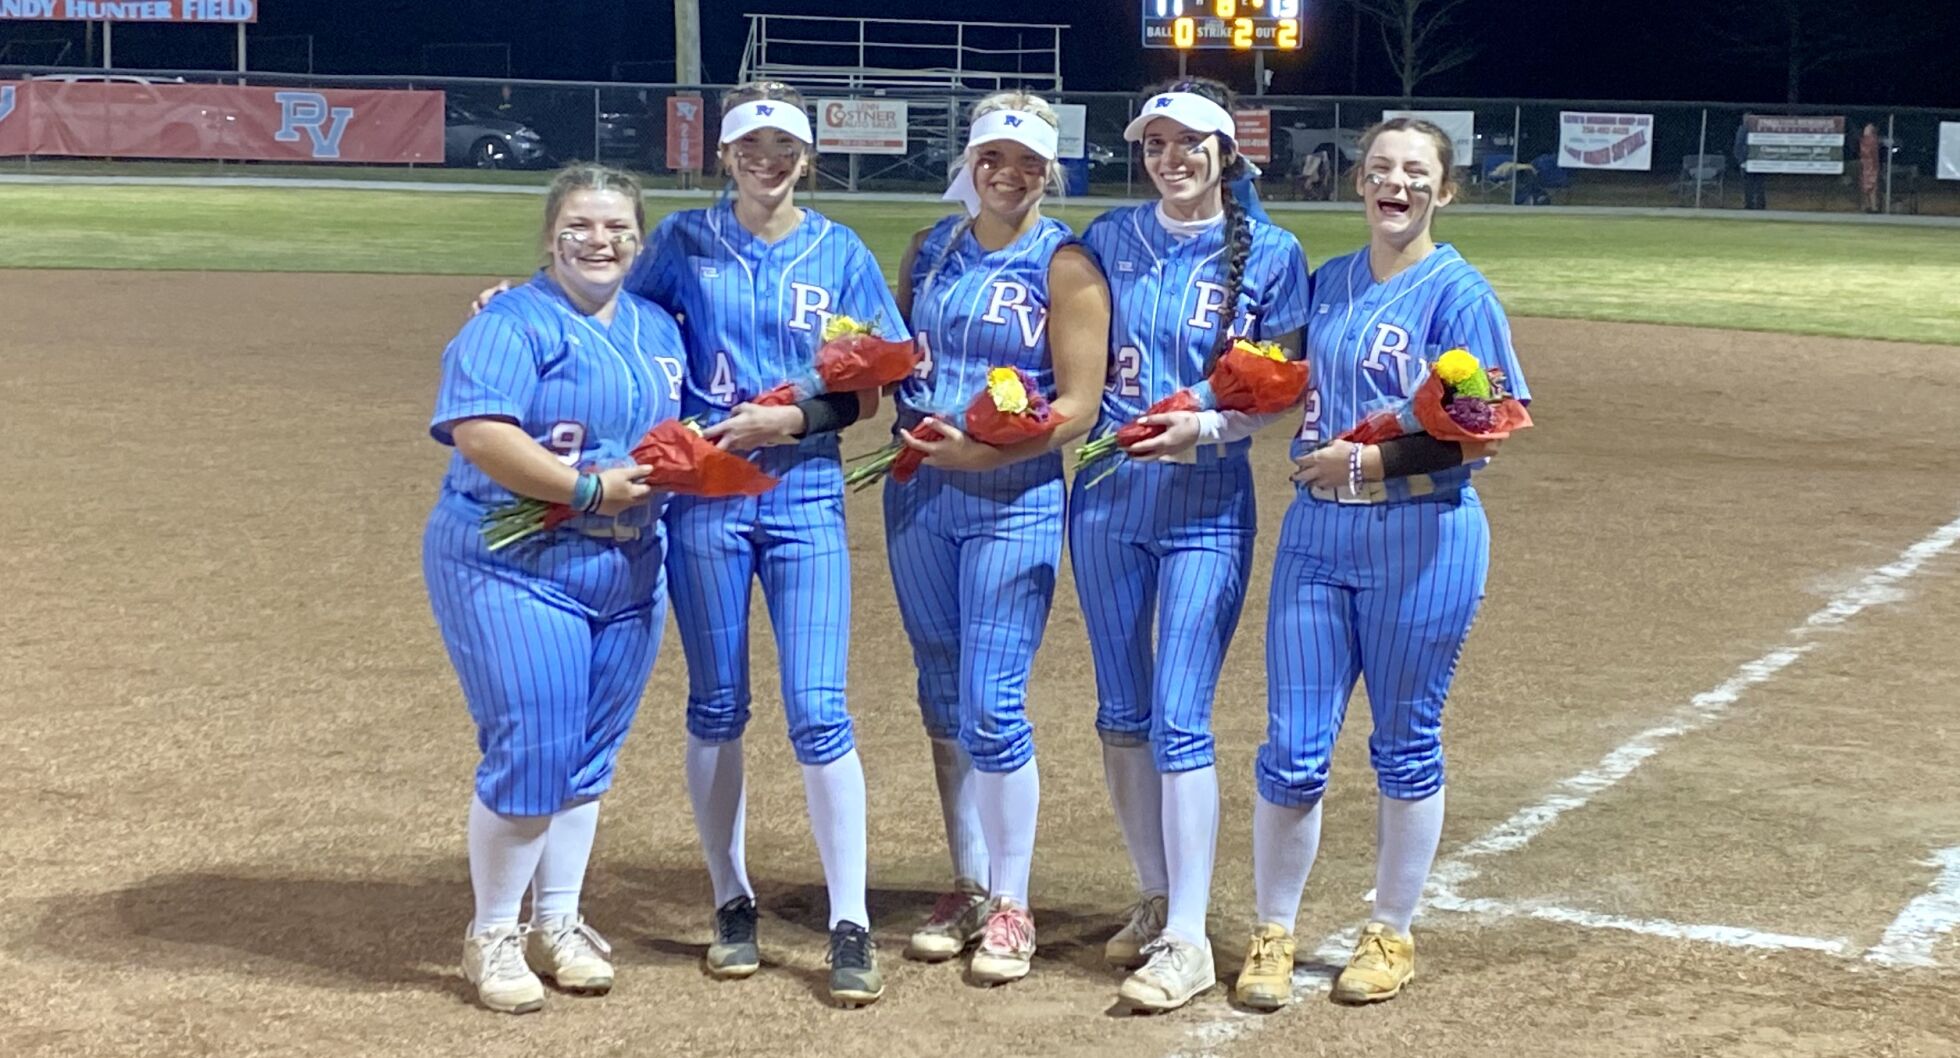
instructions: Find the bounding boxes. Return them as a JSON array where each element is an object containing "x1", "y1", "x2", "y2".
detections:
[
  {"x1": 665, "y1": 440, "x2": 855, "y2": 766},
  {"x1": 423, "y1": 501, "x2": 669, "y2": 817},
  {"x1": 1258, "y1": 488, "x2": 1489, "y2": 808},
  {"x1": 883, "y1": 454, "x2": 1065, "y2": 774},
  {"x1": 1068, "y1": 447, "x2": 1255, "y2": 772}
]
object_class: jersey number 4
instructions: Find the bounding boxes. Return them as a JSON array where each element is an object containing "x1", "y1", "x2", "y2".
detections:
[{"x1": 709, "y1": 351, "x2": 737, "y2": 405}]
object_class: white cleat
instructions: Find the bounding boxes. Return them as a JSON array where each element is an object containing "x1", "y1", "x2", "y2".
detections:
[
  {"x1": 526, "y1": 916, "x2": 615, "y2": 994},
  {"x1": 1119, "y1": 934, "x2": 1216, "y2": 1013},
  {"x1": 462, "y1": 926, "x2": 546, "y2": 1014}
]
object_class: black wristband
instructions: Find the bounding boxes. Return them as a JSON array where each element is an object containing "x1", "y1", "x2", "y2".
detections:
[
  {"x1": 1377, "y1": 434, "x2": 1464, "y2": 478},
  {"x1": 792, "y1": 391, "x2": 863, "y2": 438}
]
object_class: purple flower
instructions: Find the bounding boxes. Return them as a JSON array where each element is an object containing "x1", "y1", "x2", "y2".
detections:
[{"x1": 1445, "y1": 397, "x2": 1496, "y2": 434}]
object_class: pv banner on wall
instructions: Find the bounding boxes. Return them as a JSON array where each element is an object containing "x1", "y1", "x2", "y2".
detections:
[
  {"x1": 815, "y1": 99, "x2": 907, "y2": 155},
  {"x1": 1558, "y1": 112, "x2": 1653, "y2": 170},
  {"x1": 666, "y1": 95, "x2": 704, "y2": 172},
  {"x1": 1940, "y1": 122, "x2": 1960, "y2": 181},
  {"x1": 1382, "y1": 110, "x2": 1474, "y2": 167},
  {"x1": 0, "y1": 80, "x2": 443, "y2": 163},
  {"x1": 1744, "y1": 115, "x2": 1845, "y2": 174}
]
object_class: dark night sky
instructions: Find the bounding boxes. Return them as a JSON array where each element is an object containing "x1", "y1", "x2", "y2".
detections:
[{"x1": 5, "y1": 1, "x2": 1954, "y2": 107}]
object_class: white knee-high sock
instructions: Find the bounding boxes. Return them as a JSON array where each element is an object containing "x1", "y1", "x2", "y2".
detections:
[
  {"x1": 1373, "y1": 789, "x2": 1445, "y2": 934},
  {"x1": 930, "y1": 737, "x2": 989, "y2": 889},
  {"x1": 802, "y1": 749, "x2": 870, "y2": 929},
  {"x1": 1160, "y1": 766, "x2": 1218, "y2": 945},
  {"x1": 530, "y1": 797, "x2": 601, "y2": 923},
  {"x1": 1102, "y1": 742, "x2": 1168, "y2": 897},
  {"x1": 975, "y1": 758, "x2": 1040, "y2": 906},
  {"x1": 468, "y1": 795, "x2": 551, "y2": 936},
  {"x1": 1251, "y1": 796, "x2": 1323, "y2": 934},
  {"x1": 685, "y1": 734, "x2": 753, "y2": 906}
]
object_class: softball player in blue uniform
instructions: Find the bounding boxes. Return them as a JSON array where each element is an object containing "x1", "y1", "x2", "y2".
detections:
[
  {"x1": 1234, "y1": 118, "x2": 1530, "y2": 1010},
  {"x1": 885, "y1": 92, "x2": 1111, "y2": 985},
  {"x1": 426, "y1": 165, "x2": 684, "y2": 1014},
  {"x1": 632, "y1": 82, "x2": 904, "y2": 1007},
  {"x1": 1070, "y1": 80, "x2": 1311, "y2": 1012}
]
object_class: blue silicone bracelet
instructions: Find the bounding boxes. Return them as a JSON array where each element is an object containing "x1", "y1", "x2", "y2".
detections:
[{"x1": 571, "y1": 473, "x2": 600, "y2": 513}]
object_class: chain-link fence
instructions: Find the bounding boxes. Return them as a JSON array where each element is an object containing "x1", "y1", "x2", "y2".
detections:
[{"x1": 3, "y1": 67, "x2": 1954, "y2": 216}]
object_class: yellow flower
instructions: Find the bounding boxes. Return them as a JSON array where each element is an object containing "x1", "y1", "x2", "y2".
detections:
[
  {"x1": 1435, "y1": 349, "x2": 1482, "y2": 385},
  {"x1": 986, "y1": 367, "x2": 1031, "y2": 415},
  {"x1": 821, "y1": 315, "x2": 873, "y2": 342},
  {"x1": 1232, "y1": 338, "x2": 1288, "y2": 361}
]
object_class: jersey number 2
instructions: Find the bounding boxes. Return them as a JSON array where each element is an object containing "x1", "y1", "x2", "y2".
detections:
[
  {"x1": 1294, "y1": 389, "x2": 1323, "y2": 445},
  {"x1": 1111, "y1": 345, "x2": 1143, "y2": 398}
]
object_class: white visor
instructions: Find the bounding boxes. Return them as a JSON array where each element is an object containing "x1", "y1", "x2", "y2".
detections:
[
  {"x1": 719, "y1": 100, "x2": 813, "y2": 146},
  {"x1": 939, "y1": 109, "x2": 1060, "y2": 217},
  {"x1": 1123, "y1": 92, "x2": 1237, "y2": 145}
]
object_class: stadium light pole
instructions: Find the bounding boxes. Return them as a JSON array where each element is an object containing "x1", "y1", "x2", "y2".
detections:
[{"x1": 677, "y1": 0, "x2": 702, "y2": 85}]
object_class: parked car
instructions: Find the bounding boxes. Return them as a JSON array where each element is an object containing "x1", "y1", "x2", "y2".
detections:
[
  {"x1": 27, "y1": 73, "x2": 240, "y2": 158},
  {"x1": 444, "y1": 102, "x2": 548, "y2": 169}
]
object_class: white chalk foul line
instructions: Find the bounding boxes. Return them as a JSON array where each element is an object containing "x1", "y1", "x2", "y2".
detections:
[
  {"x1": 1424, "y1": 892, "x2": 1852, "y2": 955},
  {"x1": 1865, "y1": 846, "x2": 1960, "y2": 968},
  {"x1": 1168, "y1": 513, "x2": 1960, "y2": 1058}
]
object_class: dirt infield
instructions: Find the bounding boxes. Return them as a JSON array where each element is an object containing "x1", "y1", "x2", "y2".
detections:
[{"x1": 3, "y1": 271, "x2": 1957, "y2": 1058}]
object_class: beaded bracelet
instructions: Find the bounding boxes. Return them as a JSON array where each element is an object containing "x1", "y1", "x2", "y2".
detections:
[{"x1": 1347, "y1": 443, "x2": 1365, "y2": 498}]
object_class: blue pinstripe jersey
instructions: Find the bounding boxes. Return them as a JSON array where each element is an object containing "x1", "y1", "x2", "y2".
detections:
[
  {"x1": 1079, "y1": 204, "x2": 1311, "y2": 431},
  {"x1": 629, "y1": 202, "x2": 908, "y2": 427},
  {"x1": 899, "y1": 215, "x2": 1075, "y2": 422},
  {"x1": 1293, "y1": 244, "x2": 1530, "y2": 501},
  {"x1": 430, "y1": 271, "x2": 686, "y2": 528}
]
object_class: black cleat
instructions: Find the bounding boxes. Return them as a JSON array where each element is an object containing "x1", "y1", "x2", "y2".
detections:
[
  {"x1": 827, "y1": 921, "x2": 884, "y2": 1007},
  {"x1": 706, "y1": 895, "x2": 761, "y2": 979}
]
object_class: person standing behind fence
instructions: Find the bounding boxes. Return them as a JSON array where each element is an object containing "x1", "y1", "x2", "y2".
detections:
[
  {"x1": 885, "y1": 92, "x2": 1111, "y2": 986},
  {"x1": 1734, "y1": 116, "x2": 1767, "y2": 210},
  {"x1": 428, "y1": 164, "x2": 683, "y2": 1015},
  {"x1": 1860, "y1": 123, "x2": 1882, "y2": 214}
]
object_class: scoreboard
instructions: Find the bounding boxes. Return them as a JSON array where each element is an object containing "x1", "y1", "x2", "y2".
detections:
[{"x1": 1142, "y1": 0, "x2": 1304, "y2": 51}]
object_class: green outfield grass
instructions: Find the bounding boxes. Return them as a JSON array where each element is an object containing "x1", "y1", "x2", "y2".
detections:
[{"x1": 2, "y1": 185, "x2": 1955, "y2": 345}]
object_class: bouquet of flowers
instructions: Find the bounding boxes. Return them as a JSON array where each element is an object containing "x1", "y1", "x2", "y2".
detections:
[
  {"x1": 747, "y1": 315, "x2": 919, "y2": 407},
  {"x1": 842, "y1": 366, "x2": 1065, "y2": 491},
  {"x1": 1338, "y1": 348, "x2": 1531, "y2": 446},
  {"x1": 481, "y1": 420, "x2": 779, "y2": 552},
  {"x1": 1074, "y1": 338, "x2": 1311, "y2": 486}
]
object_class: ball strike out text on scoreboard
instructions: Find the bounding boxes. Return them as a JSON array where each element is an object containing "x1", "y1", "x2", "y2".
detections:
[{"x1": 1142, "y1": 0, "x2": 1304, "y2": 51}]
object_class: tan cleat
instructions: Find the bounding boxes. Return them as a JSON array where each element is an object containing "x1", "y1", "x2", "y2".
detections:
[
  {"x1": 1330, "y1": 922, "x2": 1415, "y2": 1004},
  {"x1": 907, "y1": 882, "x2": 989, "y2": 962},
  {"x1": 968, "y1": 899, "x2": 1036, "y2": 985},
  {"x1": 1104, "y1": 893, "x2": 1168, "y2": 969},
  {"x1": 1233, "y1": 923, "x2": 1296, "y2": 1011},
  {"x1": 462, "y1": 926, "x2": 546, "y2": 1014},
  {"x1": 526, "y1": 916, "x2": 615, "y2": 994}
]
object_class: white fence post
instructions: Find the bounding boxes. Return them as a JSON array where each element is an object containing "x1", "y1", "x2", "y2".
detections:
[{"x1": 1695, "y1": 108, "x2": 1708, "y2": 210}]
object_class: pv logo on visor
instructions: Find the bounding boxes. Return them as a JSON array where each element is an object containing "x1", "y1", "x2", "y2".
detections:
[
  {"x1": 1004, "y1": 115, "x2": 1023, "y2": 127},
  {"x1": 756, "y1": 104, "x2": 774, "y2": 116}
]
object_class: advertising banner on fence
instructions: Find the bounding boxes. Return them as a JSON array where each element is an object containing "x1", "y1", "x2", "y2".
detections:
[
  {"x1": 0, "y1": 83, "x2": 28, "y2": 156},
  {"x1": 1558, "y1": 111, "x2": 1652, "y2": 170},
  {"x1": 1940, "y1": 122, "x2": 1960, "y2": 181},
  {"x1": 1382, "y1": 109, "x2": 1474, "y2": 166},
  {"x1": 0, "y1": 1, "x2": 257, "y2": 22},
  {"x1": 815, "y1": 98, "x2": 907, "y2": 155},
  {"x1": 1, "y1": 80, "x2": 442, "y2": 163},
  {"x1": 1055, "y1": 103, "x2": 1085, "y2": 160},
  {"x1": 666, "y1": 95, "x2": 703, "y2": 172},
  {"x1": 1744, "y1": 115, "x2": 1845, "y2": 174},
  {"x1": 1233, "y1": 109, "x2": 1271, "y2": 164}
]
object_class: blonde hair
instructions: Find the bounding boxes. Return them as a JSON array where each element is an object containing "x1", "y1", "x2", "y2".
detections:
[
  {"x1": 1357, "y1": 117, "x2": 1461, "y2": 199},
  {"x1": 720, "y1": 79, "x2": 806, "y2": 115},
  {"x1": 922, "y1": 92, "x2": 1066, "y2": 295},
  {"x1": 540, "y1": 162, "x2": 645, "y2": 258}
]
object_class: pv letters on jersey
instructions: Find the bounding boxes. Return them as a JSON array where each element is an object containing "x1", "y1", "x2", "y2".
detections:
[
  {"x1": 980, "y1": 280, "x2": 1049, "y2": 348},
  {"x1": 1361, "y1": 321, "x2": 1420, "y2": 395},
  {"x1": 788, "y1": 282, "x2": 833, "y2": 334}
]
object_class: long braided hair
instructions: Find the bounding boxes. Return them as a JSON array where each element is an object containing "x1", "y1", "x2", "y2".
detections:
[
  {"x1": 1147, "y1": 77, "x2": 1252, "y2": 365},
  {"x1": 920, "y1": 91, "x2": 1064, "y2": 299}
]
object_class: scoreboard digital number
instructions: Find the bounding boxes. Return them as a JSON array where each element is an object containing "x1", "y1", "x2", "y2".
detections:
[{"x1": 1142, "y1": 0, "x2": 1304, "y2": 51}]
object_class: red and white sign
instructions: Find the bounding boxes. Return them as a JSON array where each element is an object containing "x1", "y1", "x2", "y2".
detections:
[
  {"x1": 0, "y1": 0, "x2": 257, "y2": 22},
  {"x1": 666, "y1": 95, "x2": 704, "y2": 172},
  {"x1": 815, "y1": 98, "x2": 907, "y2": 155},
  {"x1": 1232, "y1": 109, "x2": 1271, "y2": 164},
  {"x1": 0, "y1": 80, "x2": 442, "y2": 163},
  {"x1": 1558, "y1": 112, "x2": 1653, "y2": 171}
]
